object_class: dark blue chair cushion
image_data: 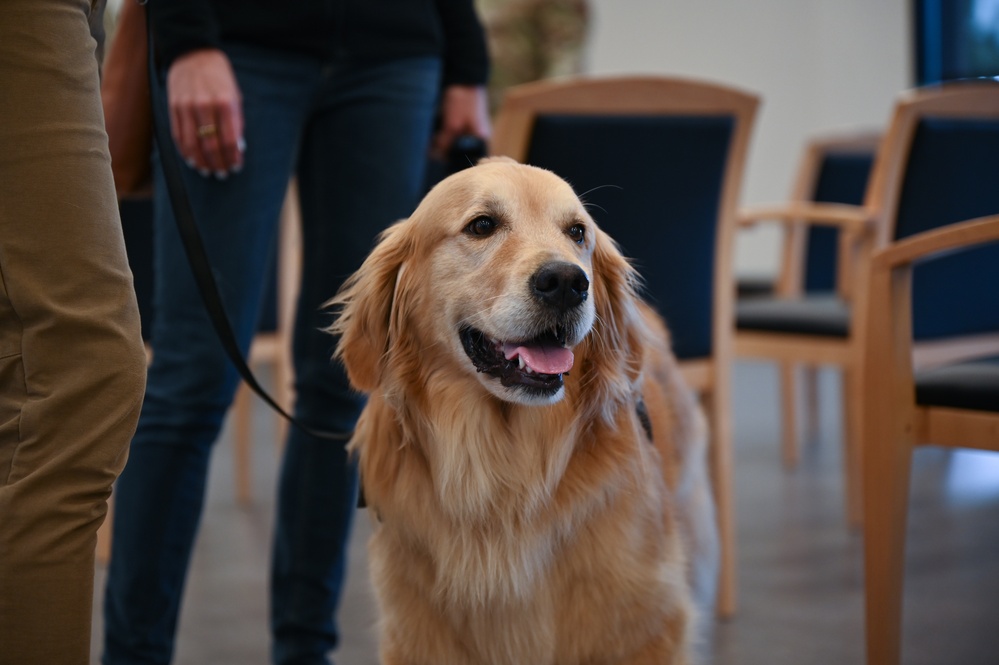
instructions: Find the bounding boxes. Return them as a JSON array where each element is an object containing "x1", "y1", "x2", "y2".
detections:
[
  {"x1": 735, "y1": 293, "x2": 849, "y2": 337},
  {"x1": 737, "y1": 276, "x2": 775, "y2": 298},
  {"x1": 895, "y1": 118, "x2": 999, "y2": 340},
  {"x1": 915, "y1": 356, "x2": 999, "y2": 413},
  {"x1": 803, "y1": 152, "x2": 874, "y2": 292},
  {"x1": 734, "y1": 151, "x2": 872, "y2": 324},
  {"x1": 524, "y1": 114, "x2": 734, "y2": 360}
]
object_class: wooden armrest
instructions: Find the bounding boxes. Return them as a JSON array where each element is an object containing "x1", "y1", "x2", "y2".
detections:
[
  {"x1": 737, "y1": 202, "x2": 875, "y2": 234},
  {"x1": 871, "y1": 214, "x2": 999, "y2": 271},
  {"x1": 866, "y1": 214, "x2": 999, "y2": 380}
]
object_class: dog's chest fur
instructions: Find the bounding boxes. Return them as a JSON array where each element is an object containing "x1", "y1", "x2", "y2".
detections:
[{"x1": 361, "y1": 394, "x2": 684, "y2": 664}]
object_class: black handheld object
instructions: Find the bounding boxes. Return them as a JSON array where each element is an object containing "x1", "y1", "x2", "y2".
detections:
[{"x1": 447, "y1": 134, "x2": 489, "y2": 174}]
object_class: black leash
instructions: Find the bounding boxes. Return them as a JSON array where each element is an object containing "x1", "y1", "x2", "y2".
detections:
[{"x1": 145, "y1": 20, "x2": 350, "y2": 444}]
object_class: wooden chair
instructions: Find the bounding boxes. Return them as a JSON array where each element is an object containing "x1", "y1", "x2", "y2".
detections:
[
  {"x1": 734, "y1": 81, "x2": 999, "y2": 525},
  {"x1": 491, "y1": 75, "x2": 760, "y2": 618},
  {"x1": 861, "y1": 213, "x2": 999, "y2": 665},
  {"x1": 739, "y1": 131, "x2": 880, "y2": 466}
]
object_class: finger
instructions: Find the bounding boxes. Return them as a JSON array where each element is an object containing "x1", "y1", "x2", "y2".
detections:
[
  {"x1": 216, "y1": 98, "x2": 245, "y2": 173},
  {"x1": 172, "y1": 103, "x2": 210, "y2": 173},
  {"x1": 193, "y1": 104, "x2": 227, "y2": 176}
]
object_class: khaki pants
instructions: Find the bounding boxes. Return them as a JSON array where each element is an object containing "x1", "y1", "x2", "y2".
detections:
[{"x1": 0, "y1": 1, "x2": 147, "y2": 662}]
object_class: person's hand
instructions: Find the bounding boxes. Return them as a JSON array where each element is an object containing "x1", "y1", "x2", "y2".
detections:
[
  {"x1": 166, "y1": 48, "x2": 245, "y2": 178},
  {"x1": 432, "y1": 85, "x2": 491, "y2": 160}
]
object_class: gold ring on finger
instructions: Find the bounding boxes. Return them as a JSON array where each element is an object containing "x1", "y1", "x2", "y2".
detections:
[{"x1": 197, "y1": 124, "x2": 217, "y2": 138}]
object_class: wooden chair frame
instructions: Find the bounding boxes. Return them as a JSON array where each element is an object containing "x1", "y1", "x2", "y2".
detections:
[
  {"x1": 862, "y1": 213, "x2": 999, "y2": 665},
  {"x1": 734, "y1": 82, "x2": 999, "y2": 525},
  {"x1": 771, "y1": 131, "x2": 883, "y2": 300},
  {"x1": 491, "y1": 75, "x2": 760, "y2": 618},
  {"x1": 742, "y1": 131, "x2": 881, "y2": 466}
]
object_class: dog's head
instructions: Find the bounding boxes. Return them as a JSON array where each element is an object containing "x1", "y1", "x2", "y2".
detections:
[{"x1": 330, "y1": 157, "x2": 646, "y2": 409}]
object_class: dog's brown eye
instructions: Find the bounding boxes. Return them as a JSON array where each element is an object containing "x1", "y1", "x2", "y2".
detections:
[
  {"x1": 567, "y1": 223, "x2": 586, "y2": 244},
  {"x1": 465, "y1": 216, "x2": 497, "y2": 237}
]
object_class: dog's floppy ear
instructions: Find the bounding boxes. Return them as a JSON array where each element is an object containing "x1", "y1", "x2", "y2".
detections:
[
  {"x1": 328, "y1": 220, "x2": 412, "y2": 392},
  {"x1": 587, "y1": 226, "x2": 650, "y2": 389}
]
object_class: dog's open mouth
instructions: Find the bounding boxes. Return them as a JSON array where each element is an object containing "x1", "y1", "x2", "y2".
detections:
[{"x1": 460, "y1": 325, "x2": 574, "y2": 395}]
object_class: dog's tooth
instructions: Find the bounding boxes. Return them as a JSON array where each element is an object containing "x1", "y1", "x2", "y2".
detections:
[{"x1": 518, "y1": 356, "x2": 526, "y2": 370}]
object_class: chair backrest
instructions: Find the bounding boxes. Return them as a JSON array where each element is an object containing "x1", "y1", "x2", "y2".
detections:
[
  {"x1": 491, "y1": 76, "x2": 758, "y2": 361},
  {"x1": 802, "y1": 136, "x2": 878, "y2": 292},
  {"x1": 776, "y1": 132, "x2": 879, "y2": 297},
  {"x1": 865, "y1": 81, "x2": 999, "y2": 341}
]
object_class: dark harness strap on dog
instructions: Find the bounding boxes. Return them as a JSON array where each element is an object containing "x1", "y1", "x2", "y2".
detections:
[{"x1": 635, "y1": 396, "x2": 654, "y2": 442}]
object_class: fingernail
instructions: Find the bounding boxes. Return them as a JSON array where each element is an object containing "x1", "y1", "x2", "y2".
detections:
[
  {"x1": 186, "y1": 158, "x2": 197, "y2": 169},
  {"x1": 232, "y1": 163, "x2": 244, "y2": 174},
  {"x1": 215, "y1": 171, "x2": 228, "y2": 180},
  {"x1": 198, "y1": 168, "x2": 211, "y2": 178},
  {"x1": 237, "y1": 137, "x2": 246, "y2": 153}
]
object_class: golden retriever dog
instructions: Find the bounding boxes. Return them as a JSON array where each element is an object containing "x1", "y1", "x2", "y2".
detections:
[{"x1": 330, "y1": 158, "x2": 718, "y2": 665}]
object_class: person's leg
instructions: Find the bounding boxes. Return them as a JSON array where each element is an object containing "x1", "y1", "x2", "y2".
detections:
[
  {"x1": 102, "y1": 45, "x2": 320, "y2": 664},
  {"x1": 270, "y1": 56, "x2": 441, "y2": 665},
  {"x1": 0, "y1": 1, "x2": 146, "y2": 662}
]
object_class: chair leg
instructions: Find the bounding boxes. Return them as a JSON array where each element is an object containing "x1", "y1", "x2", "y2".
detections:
[
  {"x1": 804, "y1": 364, "x2": 820, "y2": 444},
  {"x1": 842, "y1": 366, "x2": 864, "y2": 527},
  {"x1": 704, "y1": 386, "x2": 737, "y2": 619},
  {"x1": 232, "y1": 381, "x2": 254, "y2": 505},
  {"x1": 863, "y1": 419, "x2": 912, "y2": 665},
  {"x1": 779, "y1": 361, "x2": 799, "y2": 467},
  {"x1": 274, "y1": 351, "x2": 292, "y2": 451}
]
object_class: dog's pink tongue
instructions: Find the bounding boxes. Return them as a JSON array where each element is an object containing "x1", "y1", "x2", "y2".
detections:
[{"x1": 503, "y1": 342, "x2": 574, "y2": 374}]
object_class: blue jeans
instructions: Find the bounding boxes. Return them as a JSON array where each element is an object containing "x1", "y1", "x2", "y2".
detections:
[{"x1": 102, "y1": 45, "x2": 440, "y2": 665}]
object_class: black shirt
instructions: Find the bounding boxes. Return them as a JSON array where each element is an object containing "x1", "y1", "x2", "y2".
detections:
[{"x1": 149, "y1": 0, "x2": 489, "y2": 87}]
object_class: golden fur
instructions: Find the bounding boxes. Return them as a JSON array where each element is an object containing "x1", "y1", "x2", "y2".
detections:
[{"x1": 330, "y1": 158, "x2": 716, "y2": 665}]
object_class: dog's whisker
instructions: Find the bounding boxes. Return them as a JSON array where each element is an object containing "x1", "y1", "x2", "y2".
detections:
[
  {"x1": 577, "y1": 183, "x2": 623, "y2": 216},
  {"x1": 577, "y1": 182, "x2": 623, "y2": 200}
]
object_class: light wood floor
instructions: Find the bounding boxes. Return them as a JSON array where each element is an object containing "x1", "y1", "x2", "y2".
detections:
[{"x1": 90, "y1": 361, "x2": 999, "y2": 664}]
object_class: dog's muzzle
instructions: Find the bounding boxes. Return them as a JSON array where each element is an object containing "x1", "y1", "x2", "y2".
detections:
[{"x1": 460, "y1": 261, "x2": 591, "y2": 399}]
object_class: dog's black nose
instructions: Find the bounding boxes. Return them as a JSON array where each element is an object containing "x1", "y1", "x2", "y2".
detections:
[{"x1": 532, "y1": 261, "x2": 589, "y2": 311}]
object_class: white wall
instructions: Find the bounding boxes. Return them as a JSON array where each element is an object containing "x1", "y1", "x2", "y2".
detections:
[{"x1": 584, "y1": 0, "x2": 912, "y2": 277}]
